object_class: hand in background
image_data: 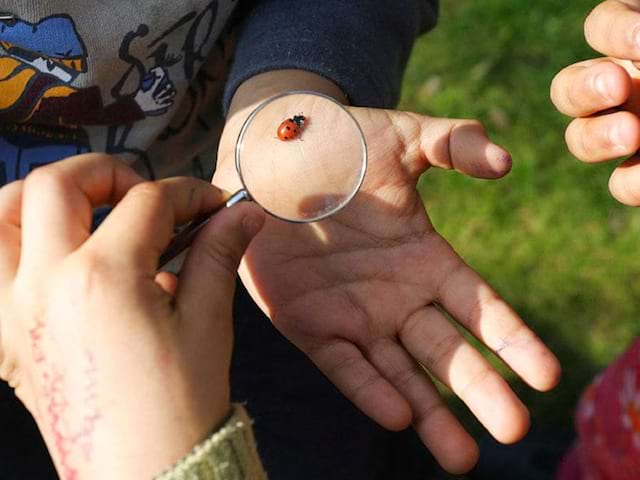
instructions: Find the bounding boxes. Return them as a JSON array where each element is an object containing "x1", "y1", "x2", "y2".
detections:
[
  {"x1": 551, "y1": 0, "x2": 640, "y2": 204},
  {"x1": 0, "y1": 154, "x2": 264, "y2": 480},
  {"x1": 215, "y1": 71, "x2": 561, "y2": 473}
]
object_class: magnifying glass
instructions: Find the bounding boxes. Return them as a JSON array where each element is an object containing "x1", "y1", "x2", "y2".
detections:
[{"x1": 159, "y1": 90, "x2": 368, "y2": 268}]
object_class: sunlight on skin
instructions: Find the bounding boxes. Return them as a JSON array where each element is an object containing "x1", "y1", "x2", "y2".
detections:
[
  {"x1": 214, "y1": 70, "x2": 561, "y2": 473},
  {"x1": 309, "y1": 222, "x2": 330, "y2": 245}
]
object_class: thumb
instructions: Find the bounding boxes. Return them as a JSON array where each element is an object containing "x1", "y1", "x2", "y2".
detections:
[
  {"x1": 358, "y1": 109, "x2": 512, "y2": 180},
  {"x1": 176, "y1": 202, "x2": 265, "y2": 319},
  {"x1": 421, "y1": 117, "x2": 512, "y2": 179}
]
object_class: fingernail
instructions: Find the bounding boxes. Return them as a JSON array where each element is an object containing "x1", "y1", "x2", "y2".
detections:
[
  {"x1": 486, "y1": 143, "x2": 513, "y2": 176},
  {"x1": 593, "y1": 73, "x2": 613, "y2": 103}
]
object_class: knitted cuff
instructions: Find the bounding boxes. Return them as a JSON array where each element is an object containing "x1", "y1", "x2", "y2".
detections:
[{"x1": 155, "y1": 405, "x2": 267, "y2": 480}]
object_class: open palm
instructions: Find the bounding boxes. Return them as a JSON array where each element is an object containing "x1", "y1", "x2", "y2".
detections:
[{"x1": 215, "y1": 101, "x2": 560, "y2": 473}]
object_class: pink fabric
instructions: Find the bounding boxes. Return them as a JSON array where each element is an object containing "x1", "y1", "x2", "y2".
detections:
[
  {"x1": 556, "y1": 447, "x2": 583, "y2": 480},
  {"x1": 557, "y1": 339, "x2": 640, "y2": 480}
]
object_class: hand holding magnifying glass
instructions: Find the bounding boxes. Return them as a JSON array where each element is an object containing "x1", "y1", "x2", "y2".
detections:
[{"x1": 159, "y1": 91, "x2": 367, "y2": 268}]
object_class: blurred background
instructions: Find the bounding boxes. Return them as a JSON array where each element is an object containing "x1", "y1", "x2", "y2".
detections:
[{"x1": 402, "y1": 1, "x2": 640, "y2": 478}]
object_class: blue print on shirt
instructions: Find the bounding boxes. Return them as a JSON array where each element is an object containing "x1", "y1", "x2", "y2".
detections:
[
  {"x1": 0, "y1": 1, "x2": 224, "y2": 185},
  {"x1": 0, "y1": 13, "x2": 180, "y2": 184}
]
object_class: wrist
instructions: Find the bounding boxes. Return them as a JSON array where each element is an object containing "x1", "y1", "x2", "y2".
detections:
[
  {"x1": 216, "y1": 70, "x2": 347, "y2": 181},
  {"x1": 34, "y1": 377, "x2": 232, "y2": 480},
  {"x1": 227, "y1": 69, "x2": 348, "y2": 120}
]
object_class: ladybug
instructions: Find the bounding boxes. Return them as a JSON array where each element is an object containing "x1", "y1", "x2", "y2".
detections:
[{"x1": 277, "y1": 114, "x2": 306, "y2": 141}]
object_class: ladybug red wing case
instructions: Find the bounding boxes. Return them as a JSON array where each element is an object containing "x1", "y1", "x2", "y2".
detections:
[{"x1": 277, "y1": 114, "x2": 306, "y2": 141}]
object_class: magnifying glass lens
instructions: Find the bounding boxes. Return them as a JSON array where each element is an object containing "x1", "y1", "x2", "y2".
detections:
[
  {"x1": 236, "y1": 92, "x2": 367, "y2": 222},
  {"x1": 159, "y1": 91, "x2": 367, "y2": 268}
]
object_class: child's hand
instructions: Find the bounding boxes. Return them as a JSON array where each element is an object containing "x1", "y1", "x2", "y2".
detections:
[
  {"x1": 216, "y1": 72, "x2": 561, "y2": 474},
  {"x1": 551, "y1": 0, "x2": 640, "y2": 204},
  {"x1": 0, "y1": 154, "x2": 264, "y2": 480}
]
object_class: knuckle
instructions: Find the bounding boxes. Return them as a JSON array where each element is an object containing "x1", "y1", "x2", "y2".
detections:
[
  {"x1": 70, "y1": 252, "x2": 114, "y2": 300},
  {"x1": 496, "y1": 322, "x2": 531, "y2": 354},
  {"x1": 24, "y1": 166, "x2": 66, "y2": 191},
  {"x1": 327, "y1": 352, "x2": 381, "y2": 400},
  {"x1": 326, "y1": 352, "x2": 362, "y2": 378},
  {"x1": 413, "y1": 401, "x2": 448, "y2": 429},
  {"x1": 129, "y1": 181, "x2": 164, "y2": 200},
  {"x1": 425, "y1": 332, "x2": 463, "y2": 372},
  {"x1": 389, "y1": 364, "x2": 420, "y2": 391},
  {"x1": 350, "y1": 370, "x2": 384, "y2": 401},
  {"x1": 127, "y1": 181, "x2": 168, "y2": 210},
  {"x1": 466, "y1": 290, "x2": 503, "y2": 333},
  {"x1": 459, "y1": 365, "x2": 493, "y2": 399},
  {"x1": 196, "y1": 236, "x2": 241, "y2": 277},
  {"x1": 434, "y1": 253, "x2": 466, "y2": 302}
]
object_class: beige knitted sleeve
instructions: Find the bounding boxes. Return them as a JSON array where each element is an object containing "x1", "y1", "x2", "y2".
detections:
[{"x1": 155, "y1": 405, "x2": 267, "y2": 480}]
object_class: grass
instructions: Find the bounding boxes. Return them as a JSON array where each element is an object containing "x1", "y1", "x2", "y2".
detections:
[{"x1": 401, "y1": 0, "x2": 640, "y2": 456}]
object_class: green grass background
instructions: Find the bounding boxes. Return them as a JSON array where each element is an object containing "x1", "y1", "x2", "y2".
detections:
[{"x1": 402, "y1": 0, "x2": 640, "y2": 451}]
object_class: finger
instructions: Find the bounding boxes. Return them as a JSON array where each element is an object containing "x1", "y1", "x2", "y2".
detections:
[
  {"x1": 399, "y1": 307, "x2": 530, "y2": 445},
  {"x1": 585, "y1": 0, "x2": 640, "y2": 60},
  {"x1": 550, "y1": 59, "x2": 631, "y2": 117},
  {"x1": 0, "y1": 181, "x2": 25, "y2": 285},
  {"x1": 158, "y1": 86, "x2": 176, "y2": 100},
  {"x1": 0, "y1": 181, "x2": 25, "y2": 284},
  {"x1": 365, "y1": 338, "x2": 479, "y2": 473},
  {"x1": 177, "y1": 202, "x2": 265, "y2": 321},
  {"x1": 565, "y1": 111, "x2": 640, "y2": 162},
  {"x1": 0, "y1": 222, "x2": 20, "y2": 286},
  {"x1": 396, "y1": 112, "x2": 512, "y2": 179},
  {"x1": 609, "y1": 154, "x2": 640, "y2": 205},
  {"x1": 155, "y1": 271, "x2": 178, "y2": 296},
  {"x1": 20, "y1": 154, "x2": 143, "y2": 270},
  {"x1": 354, "y1": 109, "x2": 512, "y2": 180},
  {"x1": 428, "y1": 236, "x2": 561, "y2": 392},
  {"x1": 0, "y1": 181, "x2": 24, "y2": 226},
  {"x1": 308, "y1": 340, "x2": 413, "y2": 432},
  {"x1": 87, "y1": 177, "x2": 227, "y2": 274}
]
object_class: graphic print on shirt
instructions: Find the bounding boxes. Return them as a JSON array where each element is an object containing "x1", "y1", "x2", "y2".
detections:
[
  {"x1": 0, "y1": 2, "x2": 231, "y2": 185},
  {"x1": 107, "y1": 1, "x2": 228, "y2": 178}
]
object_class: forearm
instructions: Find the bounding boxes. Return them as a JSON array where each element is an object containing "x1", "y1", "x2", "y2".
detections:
[
  {"x1": 156, "y1": 405, "x2": 267, "y2": 480},
  {"x1": 224, "y1": 0, "x2": 439, "y2": 111},
  {"x1": 33, "y1": 388, "x2": 232, "y2": 480},
  {"x1": 36, "y1": 404, "x2": 264, "y2": 480}
]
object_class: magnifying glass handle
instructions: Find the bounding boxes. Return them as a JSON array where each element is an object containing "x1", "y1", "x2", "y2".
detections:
[{"x1": 158, "y1": 189, "x2": 251, "y2": 269}]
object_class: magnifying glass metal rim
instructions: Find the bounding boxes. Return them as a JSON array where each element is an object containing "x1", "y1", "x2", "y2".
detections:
[
  {"x1": 234, "y1": 89, "x2": 368, "y2": 224},
  {"x1": 158, "y1": 90, "x2": 367, "y2": 268}
]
